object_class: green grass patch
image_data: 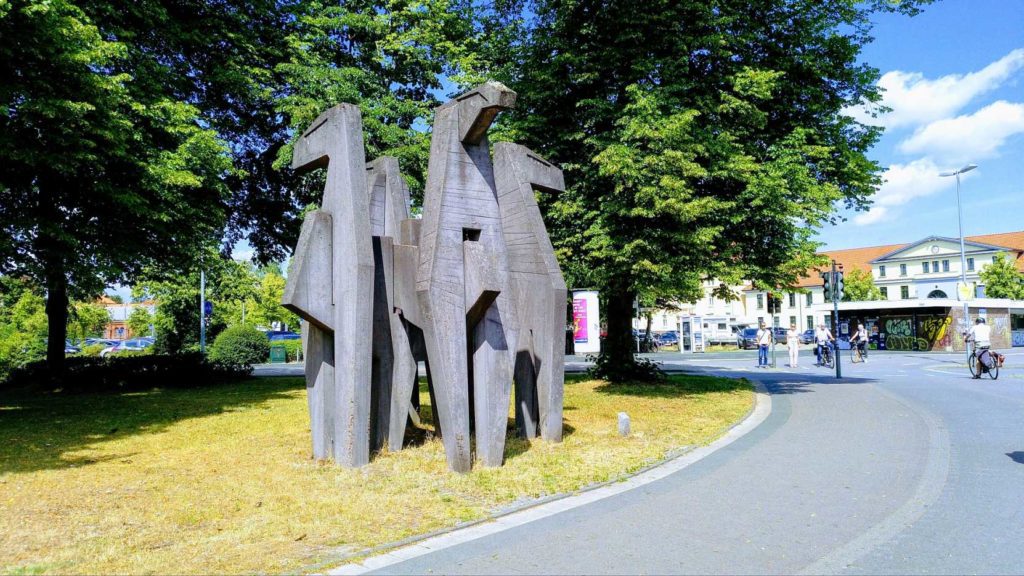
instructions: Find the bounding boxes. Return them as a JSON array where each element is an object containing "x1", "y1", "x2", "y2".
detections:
[{"x1": 0, "y1": 373, "x2": 752, "y2": 575}]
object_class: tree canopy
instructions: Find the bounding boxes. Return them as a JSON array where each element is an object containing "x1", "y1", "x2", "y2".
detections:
[
  {"x1": 841, "y1": 268, "x2": 883, "y2": 302},
  {"x1": 484, "y1": 0, "x2": 931, "y2": 378},
  {"x1": 979, "y1": 254, "x2": 1024, "y2": 300}
]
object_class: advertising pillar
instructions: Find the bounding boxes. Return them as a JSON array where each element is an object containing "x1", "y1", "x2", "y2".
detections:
[{"x1": 571, "y1": 290, "x2": 601, "y2": 355}]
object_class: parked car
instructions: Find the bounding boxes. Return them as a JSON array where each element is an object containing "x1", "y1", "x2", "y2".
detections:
[
  {"x1": 64, "y1": 339, "x2": 80, "y2": 354},
  {"x1": 800, "y1": 329, "x2": 815, "y2": 345},
  {"x1": 772, "y1": 327, "x2": 788, "y2": 345},
  {"x1": 100, "y1": 338, "x2": 154, "y2": 357},
  {"x1": 655, "y1": 331, "x2": 680, "y2": 346},
  {"x1": 737, "y1": 327, "x2": 760, "y2": 349},
  {"x1": 265, "y1": 330, "x2": 301, "y2": 341}
]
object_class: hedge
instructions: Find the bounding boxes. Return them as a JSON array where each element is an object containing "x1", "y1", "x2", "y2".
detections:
[{"x1": 2, "y1": 353, "x2": 251, "y2": 394}]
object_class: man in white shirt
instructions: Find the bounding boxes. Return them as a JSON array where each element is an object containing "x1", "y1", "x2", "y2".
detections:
[
  {"x1": 852, "y1": 322, "x2": 869, "y2": 362},
  {"x1": 815, "y1": 324, "x2": 834, "y2": 366},
  {"x1": 966, "y1": 318, "x2": 993, "y2": 379}
]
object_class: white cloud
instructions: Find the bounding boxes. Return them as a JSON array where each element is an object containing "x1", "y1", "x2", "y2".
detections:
[
  {"x1": 848, "y1": 48, "x2": 1024, "y2": 129},
  {"x1": 854, "y1": 158, "x2": 959, "y2": 225},
  {"x1": 898, "y1": 100, "x2": 1024, "y2": 162}
]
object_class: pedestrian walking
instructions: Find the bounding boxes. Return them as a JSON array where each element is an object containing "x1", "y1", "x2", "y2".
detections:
[
  {"x1": 756, "y1": 322, "x2": 772, "y2": 368},
  {"x1": 787, "y1": 323, "x2": 800, "y2": 368}
]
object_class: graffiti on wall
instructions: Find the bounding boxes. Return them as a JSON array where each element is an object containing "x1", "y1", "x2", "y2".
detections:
[
  {"x1": 919, "y1": 316, "x2": 953, "y2": 349},
  {"x1": 883, "y1": 316, "x2": 917, "y2": 351}
]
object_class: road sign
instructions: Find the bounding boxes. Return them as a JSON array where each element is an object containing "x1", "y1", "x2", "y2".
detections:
[{"x1": 204, "y1": 301, "x2": 213, "y2": 317}]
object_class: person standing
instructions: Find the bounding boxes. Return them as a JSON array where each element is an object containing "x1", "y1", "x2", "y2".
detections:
[
  {"x1": 787, "y1": 323, "x2": 800, "y2": 368},
  {"x1": 756, "y1": 322, "x2": 772, "y2": 368}
]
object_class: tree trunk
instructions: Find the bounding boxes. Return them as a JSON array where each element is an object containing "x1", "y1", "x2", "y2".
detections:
[
  {"x1": 44, "y1": 264, "x2": 69, "y2": 376},
  {"x1": 602, "y1": 280, "x2": 636, "y2": 376}
]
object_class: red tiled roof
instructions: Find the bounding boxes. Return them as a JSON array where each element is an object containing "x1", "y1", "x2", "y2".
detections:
[{"x1": 779, "y1": 230, "x2": 1024, "y2": 290}]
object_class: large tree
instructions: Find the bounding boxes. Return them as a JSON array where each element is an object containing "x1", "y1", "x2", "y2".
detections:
[
  {"x1": 841, "y1": 268, "x2": 883, "y2": 302},
  {"x1": 0, "y1": 0, "x2": 482, "y2": 373},
  {"x1": 487, "y1": 0, "x2": 930, "y2": 380},
  {"x1": 0, "y1": 1, "x2": 241, "y2": 372}
]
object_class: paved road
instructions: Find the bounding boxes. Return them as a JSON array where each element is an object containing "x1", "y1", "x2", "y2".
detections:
[{"x1": 359, "y1": 350, "x2": 1024, "y2": 575}]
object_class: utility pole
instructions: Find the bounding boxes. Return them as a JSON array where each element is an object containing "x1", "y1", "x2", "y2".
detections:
[{"x1": 831, "y1": 260, "x2": 842, "y2": 379}]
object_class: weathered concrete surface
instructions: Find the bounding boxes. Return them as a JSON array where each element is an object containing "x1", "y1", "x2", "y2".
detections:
[
  {"x1": 367, "y1": 156, "x2": 420, "y2": 452},
  {"x1": 282, "y1": 84, "x2": 568, "y2": 473},
  {"x1": 494, "y1": 142, "x2": 567, "y2": 442},
  {"x1": 283, "y1": 104, "x2": 374, "y2": 467},
  {"x1": 416, "y1": 82, "x2": 518, "y2": 472}
]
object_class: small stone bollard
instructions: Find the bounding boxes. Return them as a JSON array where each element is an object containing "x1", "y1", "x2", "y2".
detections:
[{"x1": 618, "y1": 412, "x2": 631, "y2": 437}]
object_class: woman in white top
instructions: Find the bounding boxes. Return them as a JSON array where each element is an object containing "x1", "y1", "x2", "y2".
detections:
[{"x1": 787, "y1": 324, "x2": 800, "y2": 368}]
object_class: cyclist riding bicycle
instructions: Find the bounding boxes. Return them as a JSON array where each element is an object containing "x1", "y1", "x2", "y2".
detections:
[
  {"x1": 851, "y1": 322, "x2": 869, "y2": 363},
  {"x1": 965, "y1": 317, "x2": 993, "y2": 379},
  {"x1": 814, "y1": 324, "x2": 835, "y2": 366}
]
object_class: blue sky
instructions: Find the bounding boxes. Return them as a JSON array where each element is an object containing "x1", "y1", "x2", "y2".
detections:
[{"x1": 818, "y1": 0, "x2": 1024, "y2": 250}]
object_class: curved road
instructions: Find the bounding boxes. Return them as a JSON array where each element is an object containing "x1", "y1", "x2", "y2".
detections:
[{"x1": 350, "y1": 351, "x2": 1024, "y2": 575}]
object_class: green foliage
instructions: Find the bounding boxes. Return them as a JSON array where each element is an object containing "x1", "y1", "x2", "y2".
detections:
[
  {"x1": 979, "y1": 254, "x2": 1024, "y2": 299},
  {"x1": 483, "y1": 0, "x2": 932, "y2": 380},
  {"x1": 208, "y1": 325, "x2": 271, "y2": 369},
  {"x1": 2, "y1": 353, "x2": 250, "y2": 393},
  {"x1": 0, "y1": 289, "x2": 48, "y2": 380},
  {"x1": 68, "y1": 302, "x2": 110, "y2": 341},
  {"x1": 586, "y1": 353, "x2": 666, "y2": 384},
  {"x1": 841, "y1": 268, "x2": 883, "y2": 301},
  {"x1": 126, "y1": 306, "x2": 154, "y2": 338},
  {"x1": 278, "y1": 339, "x2": 304, "y2": 363}
]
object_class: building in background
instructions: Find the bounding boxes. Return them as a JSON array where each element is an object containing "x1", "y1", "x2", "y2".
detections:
[
  {"x1": 638, "y1": 231, "x2": 1024, "y2": 349},
  {"x1": 98, "y1": 296, "x2": 157, "y2": 339}
]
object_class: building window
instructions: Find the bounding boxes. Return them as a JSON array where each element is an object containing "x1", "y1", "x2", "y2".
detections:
[
  {"x1": 923, "y1": 262, "x2": 930, "y2": 273},
  {"x1": 788, "y1": 293, "x2": 796, "y2": 307},
  {"x1": 942, "y1": 260, "x2": 949, "y2": 272},
  {"x1": 993, "y1": 255, "x2": 998, "y2": 263},
  {"x1": 900, "y1": 263, "x2": 907, "y2": 276},
  {"x1": 789, "y1": 315, "x2": 796, "y2": 327},
  {"x1": 806, "y1": 315, "x2": 814, "y2": 330},
  {"x1": 757, "y1": 316, "x2": 764, "y2": 325},
  {"x1": 879, "y1": 265, "x2": 886, "y2": 278},
  {"x1": 717, "y1": 323, "x2": 727, "y2": 330},
  {"x1": 662, "y1": 314, "x2": 667, "y2": 325},
  {"x1": 756, "y1": 294, "x2": 764, "y2": 309},
  {"x1": 880, "y1": 286, "x2": 888, "y2": 299},
  {"x1": 806, "y1": 293, "x2": 813, "y2": 306},
  {"x1": 967, "y1": 257, "x2": 975, "y2": 271},
  {"x1": 933, "y1": 260, "x2": 939, "y2": 271},
  {"x1": 900, "y1": 285, "x2": 909, "y2": 299}
]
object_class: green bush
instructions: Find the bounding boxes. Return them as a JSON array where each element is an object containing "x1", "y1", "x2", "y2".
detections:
[
  {"x1": 280, "y1": 339, "x2": 303, "y2": 362},
  {"x1": 208, "y1": 325, "x2": 271, "y2": 368},
  {"x1": 2, "y1": 353, "x2": 250, "y2": 393}
]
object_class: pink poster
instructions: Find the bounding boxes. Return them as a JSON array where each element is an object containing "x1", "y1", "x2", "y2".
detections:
[{"x1": 573, "y1": 298, "x2": 588, "y2": 343}]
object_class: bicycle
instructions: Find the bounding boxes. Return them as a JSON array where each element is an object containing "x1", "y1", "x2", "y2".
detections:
[
  {"x1": 850, "y1": 342, "x2": 866, "y2": 363},
  {"x1": 967, "y1": 342, "x2": 999, "y2": 380},
  {"x1": 819, "y1": 342, "x2": 834, "y2": 369}
]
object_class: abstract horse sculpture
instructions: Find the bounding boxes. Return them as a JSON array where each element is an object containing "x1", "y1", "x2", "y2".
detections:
[{"x1": 284, "y1": 83, "x2": 567, "y2": 473}]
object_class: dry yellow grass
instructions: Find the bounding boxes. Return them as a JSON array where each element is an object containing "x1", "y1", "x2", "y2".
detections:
[{"x1": 0, "y1": 373, "x2": 752, "y2": 575}]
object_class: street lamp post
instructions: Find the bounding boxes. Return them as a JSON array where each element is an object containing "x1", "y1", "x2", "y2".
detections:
[{"x1": 939, "y1": 163, "x2": 977, "y2": 364}]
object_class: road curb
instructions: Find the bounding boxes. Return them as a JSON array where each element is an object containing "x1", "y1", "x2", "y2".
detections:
[{"x1": 319, "y1": 379, "x2": 772, "y2": 575}]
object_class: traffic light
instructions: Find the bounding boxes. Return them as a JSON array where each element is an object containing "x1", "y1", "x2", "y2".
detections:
[
  {"x1": 766, "y1": 294, "x2": 781, "y2": 314},
  {"x1": 835, "y1": 271, "x2": 844, "y2": 301},
  {"x1": 821, "y1": 272, "x2": 831, "y2": 300}
]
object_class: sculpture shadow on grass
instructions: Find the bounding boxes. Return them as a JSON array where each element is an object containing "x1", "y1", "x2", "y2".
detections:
[{"x1": 0, "y1": 378, "x2": 304, "y2": 474}]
